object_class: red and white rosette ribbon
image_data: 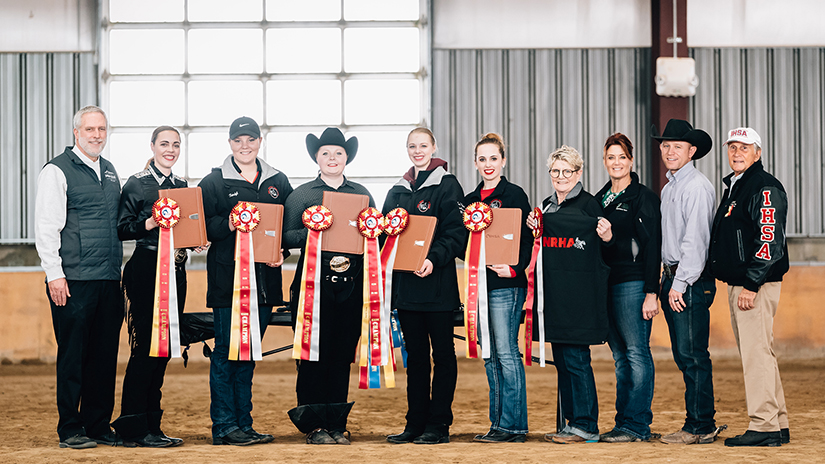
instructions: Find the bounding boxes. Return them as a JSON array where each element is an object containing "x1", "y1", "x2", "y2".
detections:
[
  {"x1": 293, "y1": 205, "x2": 333, "y2": 362},
  {"x1": 463, "y1": 201, "x2": 493, "y2": 359},
  {"x1": 356, "y1": 207, "x2": 394, "y2": 389},
  {"x1": 228, "y1": 202, "x2": 263, "y2": 361},
  {"x1": 379, "y1": 207, "x2": 408, "y2": 368},
  {"x1": 523, "y1": 207, "x2": 544, "y2": 366},
  {"x1": 149, "y1": 197, "x2": 182, "y2": 358}
]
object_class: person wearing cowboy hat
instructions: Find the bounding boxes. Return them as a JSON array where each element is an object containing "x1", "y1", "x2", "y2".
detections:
[
  {"x1": 708, "y1": 128, "x2": 789, "y2": 447},
  {"x1": 652, "y1": 119, "x2": 721, "y2": 445},
  {"x1": 282, "y1": 127, "x2": 375, "y2": 445}
]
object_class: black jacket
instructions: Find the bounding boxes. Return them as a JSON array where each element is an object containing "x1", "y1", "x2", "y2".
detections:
[
  {"x1": 48, "y1": 147, "x2": 122, "y2": 281},
  {"x1": 463, "y1": 177, "x2": 532, "y2": 290},
  {"x1": 533, "y1": 186, "x2": 610, "y2": 345},
  {"x1": 199, "y1": 156, "x2": 293, "y2": 308},
  {"x1": 595, "y1": 172, "x2": 662, "y2": 294},
  {"x1": 709, "y1": 160, "x2": 788, "y2": 291},
  {"x1": 382, "y1": 160, "x2": 465, "y2": 312},
  {"x1": 118, "y1": 161, "x2": 188, "y2": 248}
]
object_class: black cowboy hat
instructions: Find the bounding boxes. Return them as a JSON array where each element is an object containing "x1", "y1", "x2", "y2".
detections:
[
  {"x1": 651, "y1": 119, "x2": 712, "y2": 160},
  {"x1": 306, "y1": 127, "x2": 358, "y2": 165}
]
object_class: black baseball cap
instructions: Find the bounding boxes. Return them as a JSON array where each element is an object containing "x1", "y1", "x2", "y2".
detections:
[{"x1": 229, "y1": 116, "x2": 261, "y2": 140}]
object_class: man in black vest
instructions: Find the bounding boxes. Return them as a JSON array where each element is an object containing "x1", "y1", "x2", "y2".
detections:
[
  {"x1": 35, "y1": 106, "x2": 124, "y2": 449},
  {"x1": 708, "y1": 127, "x2": 790, "y2": 447}
]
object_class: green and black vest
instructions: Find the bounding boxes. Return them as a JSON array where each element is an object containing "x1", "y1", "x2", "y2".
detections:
[{"x1": 48, "y1": 147, "x2": 122, "y2": 281}]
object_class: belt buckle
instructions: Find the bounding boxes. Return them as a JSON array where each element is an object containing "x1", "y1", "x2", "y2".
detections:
[{"x1": 329, "y1": 256, "x2": 350, "y2": 273}]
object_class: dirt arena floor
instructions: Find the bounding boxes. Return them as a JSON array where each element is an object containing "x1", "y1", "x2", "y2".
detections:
[{"x1": 1, "y1": 353, "x2": 823, "y2": 463}]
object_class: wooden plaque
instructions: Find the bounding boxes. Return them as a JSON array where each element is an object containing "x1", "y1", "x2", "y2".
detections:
[
  {"x1": 321, "y1": 191, "x2": 370, "y2": 254},
  {"x1": 393, "y1": 215, "x2": 437, "y2": 272},
  {"x1": 249, "y1": 203, "x2": 284, "y2": 264},
  {"x1": 484, "y1": 207, "x2": 522, "y2": 266},
  {"x1": 157, "y1": 186, "x2": 208, "y2": 249}
]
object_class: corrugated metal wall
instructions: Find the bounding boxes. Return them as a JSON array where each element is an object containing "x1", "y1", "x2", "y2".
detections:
[
  {"x1": 433, "y1": 47, "x2": 825, "y2": 237},
  {"x1": 690, "y1": 47, "x2": 825, "y2": 237},
  {"x1": 432, "y1": 48, "x2": 653, "y2": 207},
  {"x1": 0, "y1": 53, "x2": 97, "y2": 243}
]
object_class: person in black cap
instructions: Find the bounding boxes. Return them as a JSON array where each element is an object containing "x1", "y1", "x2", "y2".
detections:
[
  {"x1": 283, "y1": 127, "x2": 374, "y2": 445},
  {"x1": 652, "y1": 119, "x2": 721, "y2": 445},
  {"x1": 199, "y1": 116, "x2": 293, "y2": 446}
]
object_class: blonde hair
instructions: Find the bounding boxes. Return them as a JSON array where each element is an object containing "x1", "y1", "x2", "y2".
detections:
[
  {"x1": 474, "y1": 132, "x2": 506, "y2": 159},
  {"x1": 407, "y1": 127, "x2": 437, "y2": 147},
  {"x1": 546, "y1": 145, "x2": 583, "y2": 171}
]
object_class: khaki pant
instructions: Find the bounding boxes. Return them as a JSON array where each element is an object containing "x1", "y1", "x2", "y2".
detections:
[{"x1": 727, "y1": 282, "x2": 789, "y2": 432}]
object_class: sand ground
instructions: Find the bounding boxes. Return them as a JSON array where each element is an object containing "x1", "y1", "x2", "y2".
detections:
[{"x1": 1, "y1": 353, "x2": 823, "y2": 463}]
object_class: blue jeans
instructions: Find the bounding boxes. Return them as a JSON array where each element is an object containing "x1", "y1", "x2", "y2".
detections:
[
  {"x1": 660, "y1": 276, "x2": 717, "y2": 435},
  {"x1": 607, "y1": 281, "x2": 654, "y2": 440},
  {"x1": 551, "y1": 343, "x2": 599, "y2": 439},
  {"x1": 483, "y1": 287, "x2": 528, "y2": 434},
  {"x1": 209, "y1": 306, "x2": 272, "y2": 438}
]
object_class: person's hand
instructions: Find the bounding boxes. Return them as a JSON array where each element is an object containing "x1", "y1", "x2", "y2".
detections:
[
  {"x1": 667, "y1": 288, "x2": 686, "y2": 312},
  {"x1": 642, "y1": 293, "x2": 659, "y2": 320},
  {"x1": 526, "y1": 211, "x2": 538, "y2": 229},
  {"x1": 145, "y1": 216, "x2": 158, "y2": 231},
  {"x1": 415, "y1": 259, "x2": 433, "y2": 278},
  {"x1": 193, "y1": 242, "x2": 210, "y2": 253},
  {"x1": 48, "y1": 278, "x2": 71, "y2": 306},
  {"x1": 267, "y1": 249, "x2": 285, "y2": 268},
  {"x1": 487, "y1": 264, "x2": 513, "y2": 278},
  {"x1": 737, "y1": 288, "x2": 757, "y2": 311},
  {"x1": 596, "y1": 218, "x2": 613, "y2": 242},
  {"x1": 228, "y1": 216, "x2": 236, "y2": 232}
]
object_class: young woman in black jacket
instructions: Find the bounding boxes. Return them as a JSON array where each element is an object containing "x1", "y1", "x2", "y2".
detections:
[
  {"x1": 594, "y1": 133, "x2": 661, "y2": 443},
  {"x1": 464, "y1": 133, "x2": 532, "y2": 443},
  {"x1": 198, "y1": 116, "x2": 293, "y2": 446},
  {"x1": 112, "y1": 126, "x2": 197, "y2": 447},
  {"x1": 384, "y1": 128, "x2": 465, "y2": 445}
]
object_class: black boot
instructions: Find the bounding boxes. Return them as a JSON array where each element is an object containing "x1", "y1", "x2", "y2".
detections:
[
  {"x1": 326, "y1": 402, "x2": 354, "y2": 445},
  {"x1": 147, "y1": 410, "x2": 183, "y2": 447},
  {"x1": 112, "y1": 414, "x2": 172, "y2": 448}
]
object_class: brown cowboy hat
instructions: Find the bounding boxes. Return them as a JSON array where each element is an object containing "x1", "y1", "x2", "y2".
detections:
[{"x1": 651, "y1": 119, "x2": 712, "y2": 160}]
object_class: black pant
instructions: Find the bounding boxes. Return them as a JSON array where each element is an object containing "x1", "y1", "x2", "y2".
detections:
[
  {"x1": 115, "y1": 247, "x2": 186, "y2": 437},
  {"x1": 48, "y1": 279, "x2": 122, "y2": 440},
  {"x1": 397, "y1": 309, "x2": 457, "y2": 434},
  {"x1": 295, "y1": 275, "x2": 362, "y2": 407}
]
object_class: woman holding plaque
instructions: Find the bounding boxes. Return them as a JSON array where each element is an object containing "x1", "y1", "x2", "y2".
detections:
[
  {"x1": 113, "y1": 126, "x2": 192, "y2": 447},
  {"x1": 463, "y1": 133, "x2": 532, "y2": 443},
  {"x1": 199, "y1": 116, "x2": 293, "y2": 446},
  {"x1": 384, "y1": 128, "x2": 465, "y2": 445},
  {"x1": 526, "y1": 145, "x2": 613, "y2": 444},
  {"x1": 594, "y1": 133, "x2": 661, "y2": 443},
  {"x1": 282, "y1": 127, "x2": 375, "y2": 445}
]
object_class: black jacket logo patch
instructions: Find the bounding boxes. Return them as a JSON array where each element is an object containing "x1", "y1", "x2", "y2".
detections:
[
  {"x1": 417, "y1": 200, "x2": 430, "y2": 212},
  {"x1": 490, "y1": 199, "x2": 502, "y2": 208},
  {"x1": 268, "y1": 186, "x2": 279, "y2": 199}
]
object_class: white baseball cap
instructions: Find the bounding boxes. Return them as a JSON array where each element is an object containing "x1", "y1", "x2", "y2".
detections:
[{"x1": 725, "y1": 127, "x2": 761, "y2": 148}]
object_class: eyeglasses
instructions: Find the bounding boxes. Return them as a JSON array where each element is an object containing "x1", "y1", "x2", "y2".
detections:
[{"x1": 549, "y1": 168, "x2": 578, "y2": 178}]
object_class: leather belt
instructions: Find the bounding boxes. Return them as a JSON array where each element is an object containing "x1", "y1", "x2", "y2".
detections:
[
  {"x1": 324, "y1": 275, "x2": 355, "y2": 283},
  {"x1": 663, "y1": 263, "x2": 679, "y2": 279}
]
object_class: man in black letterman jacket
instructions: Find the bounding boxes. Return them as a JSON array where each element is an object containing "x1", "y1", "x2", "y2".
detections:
[{"x1": 708, "y1": 127, "x2": 789, "y2": 447}]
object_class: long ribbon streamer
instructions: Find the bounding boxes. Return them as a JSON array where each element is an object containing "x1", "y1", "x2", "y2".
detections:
[
  {"x1": 150, "y1": 198, "x2": 181, "y2": 358},
  {"x1": 292, "y1": 229, "x2": 323, "y2": 361}
]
